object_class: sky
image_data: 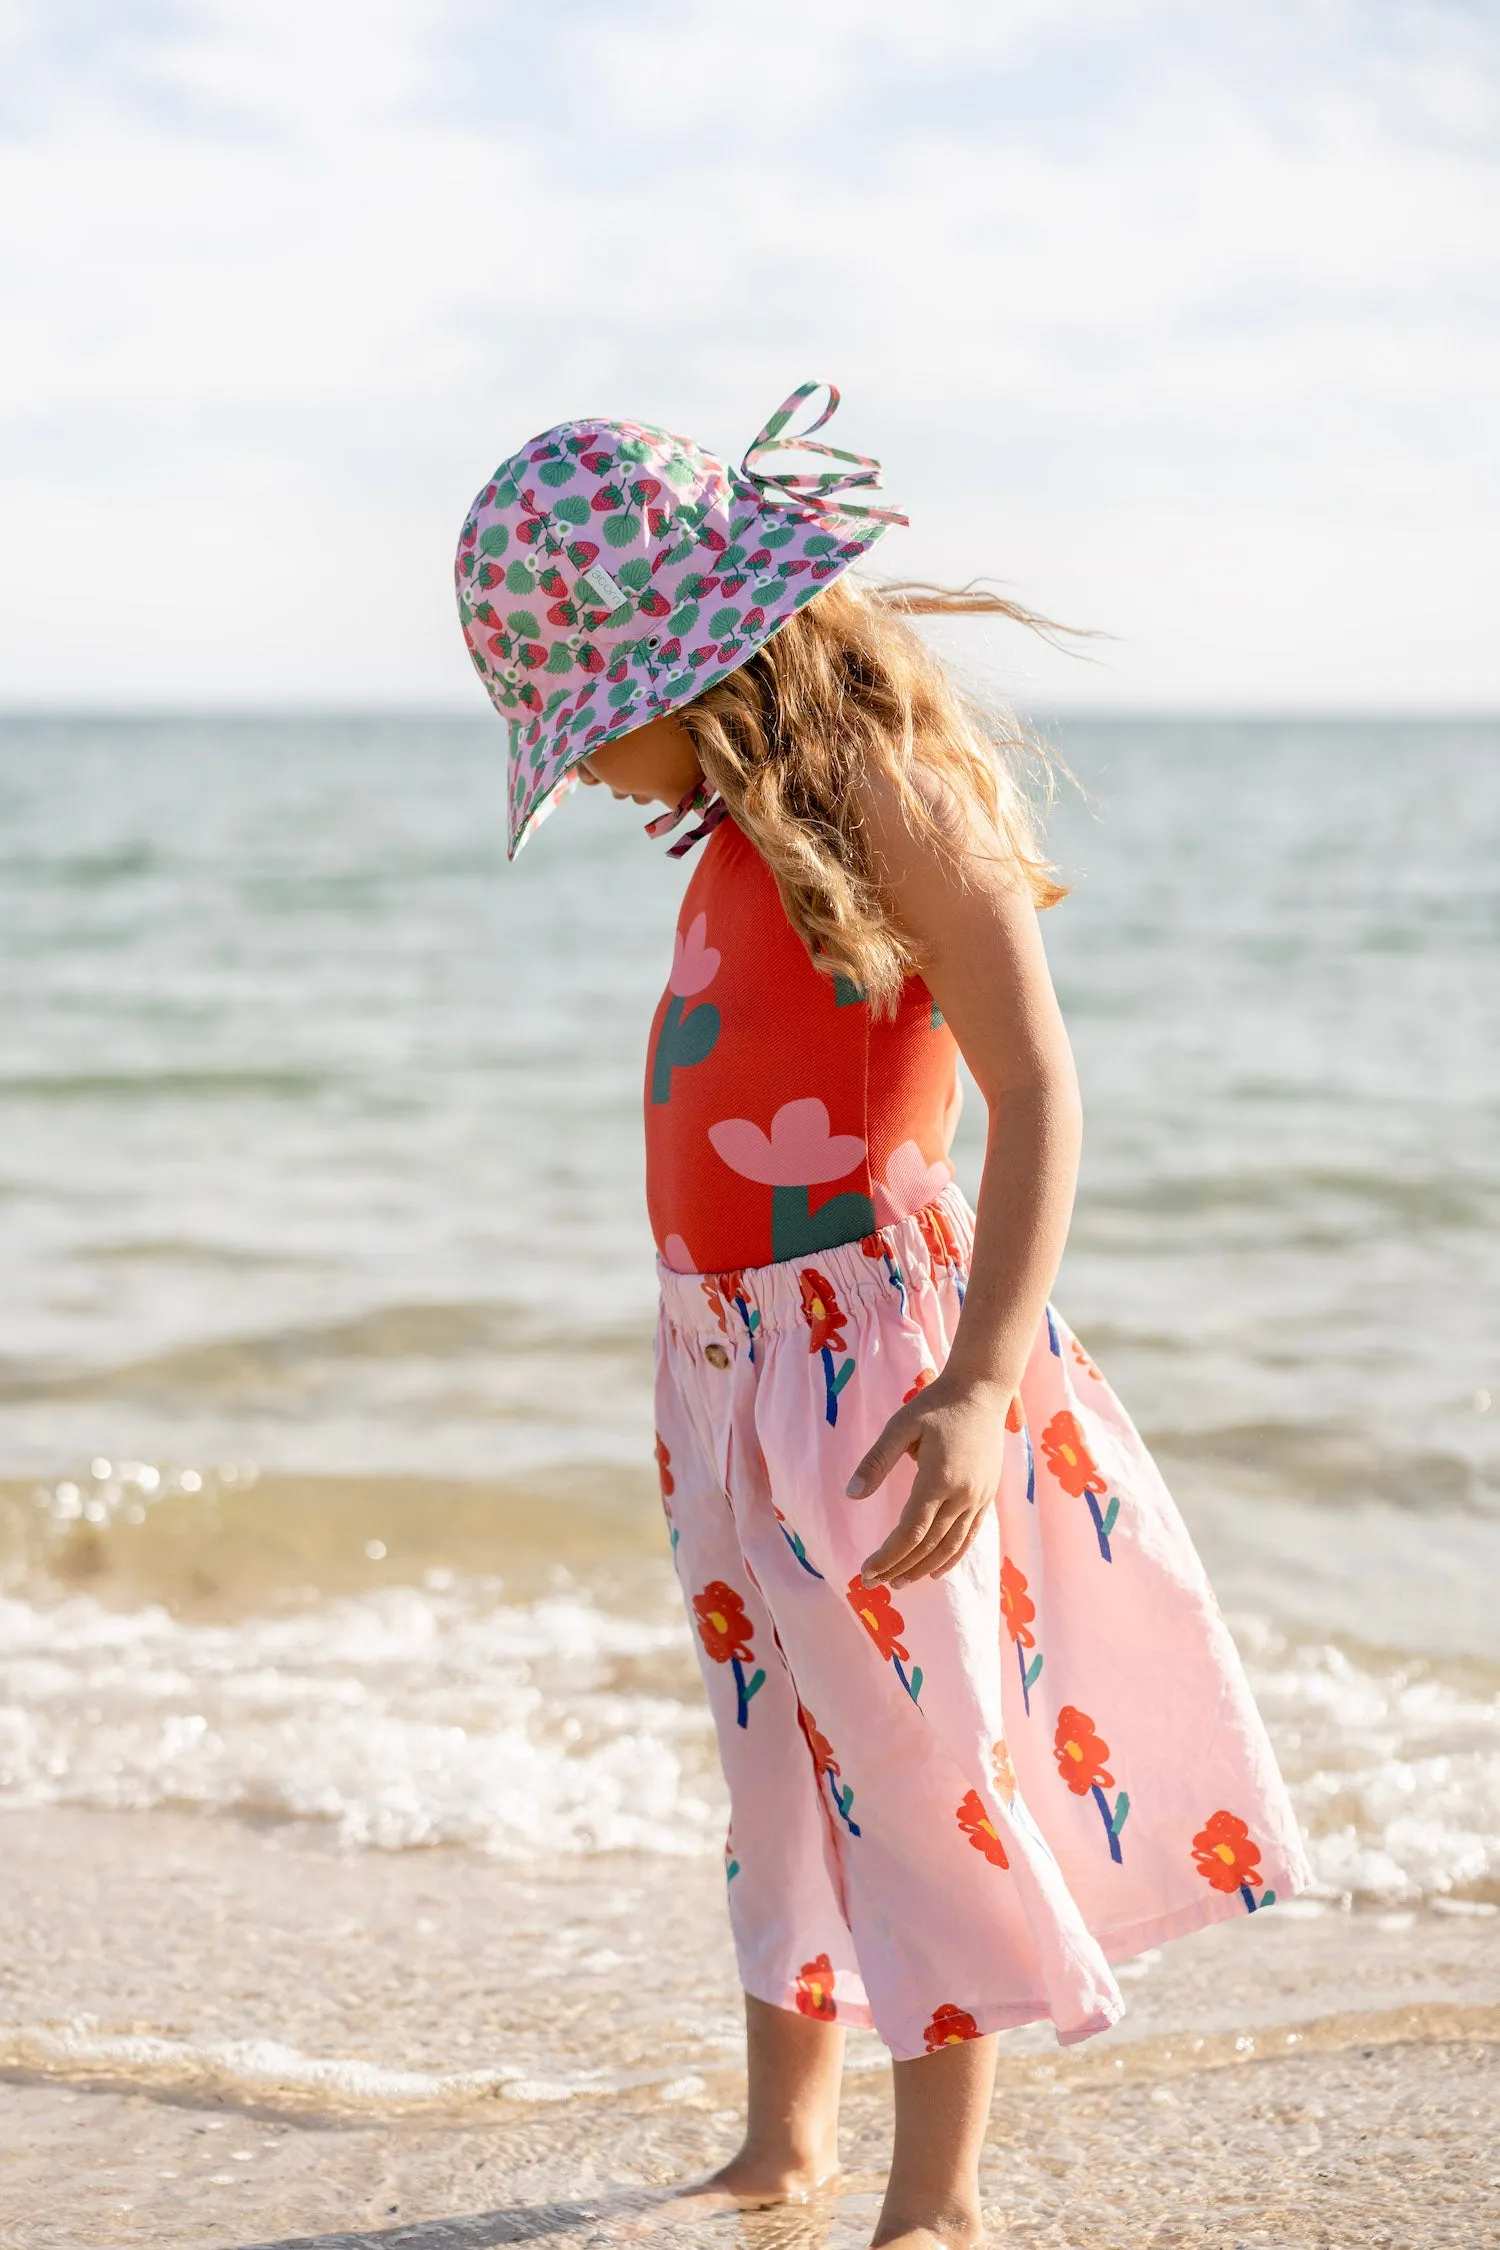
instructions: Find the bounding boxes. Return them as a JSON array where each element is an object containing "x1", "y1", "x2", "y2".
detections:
[{"x1": 2, "y1": 0, "x2": 1497, "y2": 712}]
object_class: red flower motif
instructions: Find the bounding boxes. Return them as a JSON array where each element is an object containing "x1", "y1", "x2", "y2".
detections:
[
  {"x1": 847, "y1": 1574, "x2": 909, "y2": 1662},
  {"x1": 700, "y1": 1278, "x2": 729, "y2": 1334},
  {"x1": 693, "y1": 1581, "x2": 755, "y2": 1665},
  {"x1": 1070, "y1": 1337, "x2": 1104, "y2": 1381},
  {"x1": 1191, "y1": 1810, "x2": 1264, "y2": 1895},
  {"x1": 859, "y1": 1231, "x2": 890, "y2": 1260},
  {"x1": 1000, "y1": 1556, "x2": 1035, "y2": 1648},
  {"x1": 799, "y1": 1268, "x2": 848, "y2": 1354},
  {"x1": 917, "y1": 1203, "x2": 963, "y2": 1270},
  {"x1": 923, "y1": 2003, "x2": 980, "y2": 2052},
  {"x1": 1040, "y1": 1410, "x2": 1106, "y2": 1499},
  {"x1": 795, "y1": 1953, "x2": 837, "y2": 2020},
  {"x1": 716, "y1": 1270, "x2": 747, "y2": 1304},
  {"x1": 903, "y1": 1368, "x2": 934, "y2": 1403},
  {"x1": 654, "y1": 1433, "x2": 674, "y2": 1498},
  {"x1": 956, "y1": 1789, "x2": 1010, "y2": 1868},
  {"x1": 1054, "y1": 1705, "x2": 1114, "y2": 1795},
  {"x1": 797, "y1": 1704, "x2": 838, "y2": 1779},
  {"x1": 1005, "y1": 1394, "x2": 1024, "y2": 1432}
]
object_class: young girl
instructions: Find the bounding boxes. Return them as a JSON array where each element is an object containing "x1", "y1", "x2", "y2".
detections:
[{"x1": 456, "y1": 385, "x2": 1309, "y2": 2250}]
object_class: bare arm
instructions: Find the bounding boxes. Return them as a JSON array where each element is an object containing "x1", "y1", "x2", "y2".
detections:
[{"x1": 848, "y1": 774, "x2": 1082, "y2": 1586}]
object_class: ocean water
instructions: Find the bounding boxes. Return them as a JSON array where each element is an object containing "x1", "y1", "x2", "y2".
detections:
[{"x1": 1, "y1": 713, "x2": 1497, "y2": 1912}]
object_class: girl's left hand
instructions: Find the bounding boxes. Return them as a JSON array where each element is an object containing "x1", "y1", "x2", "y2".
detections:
[{"x1": 845, "y1": 1376, "x2": 1013, "y2": 1587}]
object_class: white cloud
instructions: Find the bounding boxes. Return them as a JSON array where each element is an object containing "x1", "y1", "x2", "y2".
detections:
[{"x1": 1, "y1": 0, "x2": 1496, "y2": 707}]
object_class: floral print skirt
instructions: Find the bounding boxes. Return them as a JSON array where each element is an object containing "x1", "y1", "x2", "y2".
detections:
[{"x1": 654, "y1": 1185, "x2": 1311, "y2": 2061}]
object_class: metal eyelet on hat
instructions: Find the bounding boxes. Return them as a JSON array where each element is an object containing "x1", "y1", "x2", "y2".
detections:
[{"x1": 704, "y1": 1342, "x2": 730, "y2": 1370}]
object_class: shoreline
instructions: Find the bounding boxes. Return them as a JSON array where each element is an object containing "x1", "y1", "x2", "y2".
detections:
[{"x1": 2, "y1": 1808, "x2": 1496, "y2": 2246}]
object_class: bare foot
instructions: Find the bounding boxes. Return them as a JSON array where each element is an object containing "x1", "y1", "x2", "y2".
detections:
[
  {"x1": 663, "y1": 2148, "x2": 841, "y2": 2212},
  {"x1": 870, "y1": 2207, "x2": 983, "y2": 2250},
  {"x1": 607, "y1": 2150, "x2": 840, "y2": 2232}
]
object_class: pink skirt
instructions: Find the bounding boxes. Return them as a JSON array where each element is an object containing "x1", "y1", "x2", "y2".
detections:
[{"x1": 653, "y1": 1185, "x2": 1310, "y2": 2060}]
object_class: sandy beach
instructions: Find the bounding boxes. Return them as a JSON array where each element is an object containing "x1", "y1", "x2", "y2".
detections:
[
  {"x1": 3, "y1": 719, "x2": 1497, "y2": 2245},
  {"x1": 2, "y1": 1807, "x2": 1497, "y2": 2248}
]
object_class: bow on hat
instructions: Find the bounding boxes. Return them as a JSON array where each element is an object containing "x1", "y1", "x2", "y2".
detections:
[
  {"x1": 740, "y1": 381, "x2": 909, "y2": 527},
  {"x1": 641, "y1": 381, "x2": 906, "y2": 858}
]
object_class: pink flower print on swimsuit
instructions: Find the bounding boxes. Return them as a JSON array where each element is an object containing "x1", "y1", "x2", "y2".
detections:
[
  {"x1": 650, "y1": 913, "x2": 721, "y2": 1106},
  {"x1": 874, "y1": 1139, "x2": 955, "y2": 1228},
  {"x1": 708, "y1": 1098, "x2": 877, "y2": 1265}
]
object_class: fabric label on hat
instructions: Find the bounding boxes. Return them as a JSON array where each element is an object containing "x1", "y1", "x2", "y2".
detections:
[{"x1": 577, "y1": 562, "x2": 628, "y2": 612}]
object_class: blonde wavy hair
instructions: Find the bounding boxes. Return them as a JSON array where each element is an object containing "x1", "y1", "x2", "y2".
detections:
[{"x1": 674, "y1": 576, "x2": 1075, "y2": 1011}]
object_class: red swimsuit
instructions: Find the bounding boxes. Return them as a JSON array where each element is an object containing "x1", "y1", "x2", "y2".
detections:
[{"x1": 645, "y1": 818, "x2": 962, "y2": 1273}]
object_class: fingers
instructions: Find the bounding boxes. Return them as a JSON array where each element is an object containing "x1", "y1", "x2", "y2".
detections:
[
  {"x1": 933, "y1": 1512, "x2": 988, "y2": 1580},
  {"x1": 845, "y1": 1407, "x2": 919, "y2": 1500},
  {"x1": 858, "y1": 1474, "x2": 942, "y2": 1583},
  {"x1": 884, "y1": 1496, "x2": 984, "y2": 1586}
]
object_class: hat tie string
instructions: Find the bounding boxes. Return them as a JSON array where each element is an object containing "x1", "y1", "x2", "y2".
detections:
[{"x1": 741, "y1": 381, "x2": 909, "y2": 527}]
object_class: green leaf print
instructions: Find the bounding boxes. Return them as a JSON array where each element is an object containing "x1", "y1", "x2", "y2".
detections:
[
  {"x1": 537, "y1": 459, "x2": 576, "y2": 487},
  {"x1": 760, "y1": 524, "x2": 796, "y2": 549},
  {"x1": 668, "y1": 601, "x2": 701, "y2": 636},
  {"x1": 616, "y1": 557, "x2": 652, "y2": 590},
  {"x1": 770, "y1": 1186, "x2": 877, "y2": 1263},
  {"x1": 553, "y1": 495, "x2": 590, "y2": 526},
  {"x1": 504, "y1": 561, "x2": 537, "y2": 593},
  {"x1": 507, "y1": 609, "x2": 541, "y2": 637},
  {"x1": 603, "y1": 511, "x2": 643, "y2": 548},
  {"x1": 618, "y1": 435, "x2": 654, "y2": 463},
  {"x1": 479, "y1": 525, "x2": 510, "y2": 557},
  {"x1": 650, "y1": 993, "x2": 721, "y2": 1104},
  {"x1": 708, "y1": 605, "x2": 742, "y2": 637},
  {"x1": 607, "y1": 681, "x2": 636, "y2": 707},
  {"x1": 545, "y1": 644, "x2": 573, "y2": 674},
  {"x1": 804, "y1": 534, "x2": 838, "y2": 557}
]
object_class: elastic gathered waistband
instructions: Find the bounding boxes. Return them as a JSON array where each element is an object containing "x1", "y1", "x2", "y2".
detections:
[{"x1": 656, "y1": 1183, "x2": 974, "y2": 1340}]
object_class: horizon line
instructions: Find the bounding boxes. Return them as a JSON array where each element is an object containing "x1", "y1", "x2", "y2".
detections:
[{"x1": 3, "y1": 704, "x2": 1498, "y2": 726}]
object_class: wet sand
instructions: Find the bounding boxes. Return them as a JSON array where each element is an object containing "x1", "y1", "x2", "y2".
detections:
[{"x1": 2, "y1": 1809, "x2": 1496, "y2": 2248}]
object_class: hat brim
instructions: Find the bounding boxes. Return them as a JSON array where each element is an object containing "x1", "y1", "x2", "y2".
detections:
[{"x1": 506, "y1": 505, "x2": 889, "y2": 858}]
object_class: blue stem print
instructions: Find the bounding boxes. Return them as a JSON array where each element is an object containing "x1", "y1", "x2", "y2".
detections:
[
  {"x1": 1091, "y1": 1782, "x2": 1129, "y2": 1864},
  {"x1": 1017, "y1": 1641, "x2": 1044, "y2": 1716},
  {"x1": 893, "y1": 1654, "x2": 924, "y2": 1706},
  {"x1": 820, "y1": 1342, "x2": 856, "y2": 1426},
  {"x1": 775, "y1": 1508, "x2": 825, "y2": 1579},
  {"x1": 825, "y1": 1770, "x2": 862, "y2": 1836},
  {"x1": 1085, "y1": 1490, "x2": 1120, "y2": 1562},
  {"x1": 731, "y1": 1655, "x2": 766, "y2": 1730},
  {"x1": 729, "y1": 1286, "x2": 760, "y2": 1365},
  {"x1": 1045, "y1": 1305, "x2": 1062, "y2": 1356}
]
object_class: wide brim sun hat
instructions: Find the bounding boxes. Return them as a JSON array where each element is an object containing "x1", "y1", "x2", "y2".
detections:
[{"x1": 454, "y1": 383, "x2": 907, "y2": 857}]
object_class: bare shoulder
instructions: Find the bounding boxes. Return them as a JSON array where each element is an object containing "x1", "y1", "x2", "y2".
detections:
[{"x1": 852, "y1": 755, "x2": 1033, "y2": 940}]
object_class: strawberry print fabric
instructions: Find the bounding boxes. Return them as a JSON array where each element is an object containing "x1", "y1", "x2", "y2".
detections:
[
  {"x1": 455, "y1": 383, "x2": 901, "y2": 856},
  {"x1": 655, "y1": 1187, "x2": 1310, "y2": 2060},
  {"x1": 646, "y1": 818, "x2": 961, "y2": 1272}
]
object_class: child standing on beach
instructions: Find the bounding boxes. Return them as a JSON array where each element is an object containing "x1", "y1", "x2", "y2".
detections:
[{"x1": 456, "y1": 384, "x2": 1309, "y2": 2250}]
